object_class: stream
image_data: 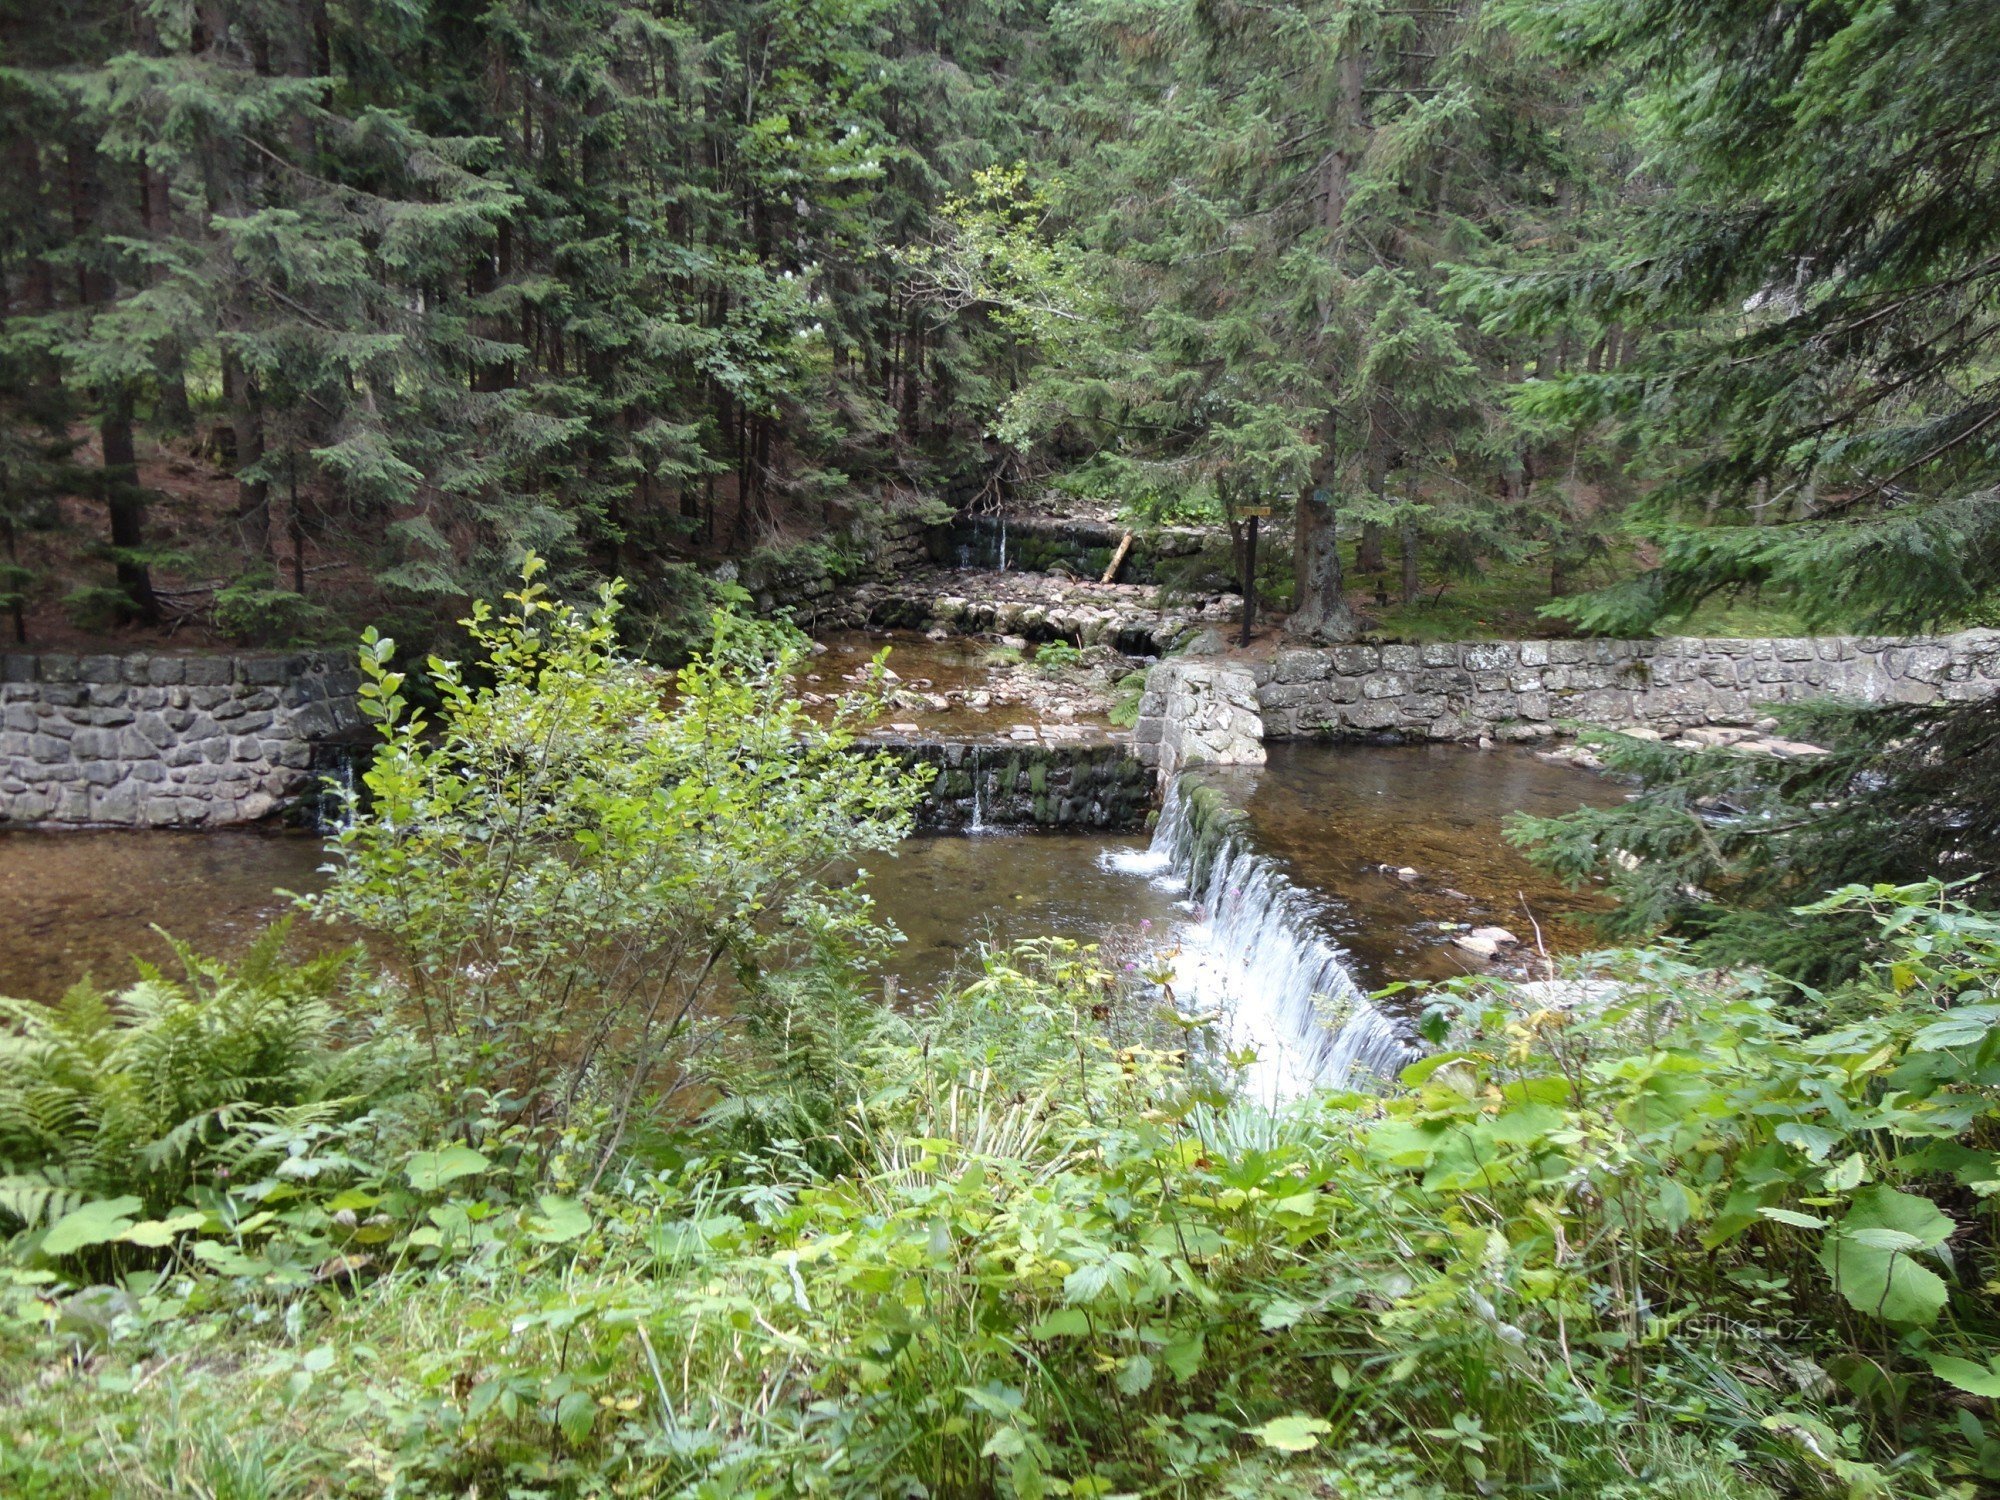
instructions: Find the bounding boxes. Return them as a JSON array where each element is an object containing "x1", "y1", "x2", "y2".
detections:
[{"x1": 0, "y1": 743, "x2": 1618, "y2": 1101}]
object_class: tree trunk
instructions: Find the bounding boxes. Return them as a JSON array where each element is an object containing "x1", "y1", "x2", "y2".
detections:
[
  {"x1": 1357, "y1": 522, "x2": 1386, "y2": 576},
  {"x1": 100, "y1": 393, "x2": 160, "y2": 623},
  {"x1": 1288, "y1": 414, "x2": 1356, "y2": 641},
  {"x1": 1289, "y1": 41, "x2": 1368, "y2": 644},
  {"x1": 1399, "y1": 516, "x2": 1420, "y2": 604},
  {"x1": 2, "y1": 514, "x2": 26, "y2": 643},
  {"x1": 225, "y1": 352, "x2": 272, "y2": 561}
]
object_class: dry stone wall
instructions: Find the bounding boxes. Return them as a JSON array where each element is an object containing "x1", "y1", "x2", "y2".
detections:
[
  {"x1": 0, "y1": 651, "x2": 362, "y2": 828},
  {"x1": 1131, "y1": 632, "x2": 2000, "y2": 778},
  {"x1": 1132, "y1": 661, "x2": 1267, "y2": 780},
  {"x1": 1253, "y1": 632, "x2": 2000, "y2": 741}
]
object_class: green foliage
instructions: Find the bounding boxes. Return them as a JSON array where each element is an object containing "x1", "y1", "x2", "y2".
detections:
[
  {"x1": 16, "y1": 890, "x2": 2000, "y2": 1495},
  {"x1": 1107, "y1": 669, "x2": 1149, "y2": 728},
  {"x1": 1490, "y1": 0, "x2": 2000, "y2": 635},
  {"x1": 312, "y1": 554, "x2": 929, "y2": 1164},
  {"x1": 1032, "y1": 637, "x2": 1084, "y2": 673},
  {"x1": 1510, "y1": 697, "x2": 2000, "y2": 979},
  {"x1": 211, "y1": 573, "x2": 325, "y2": 646},
  {"x1": 0, "y1": 923, "x2": 393, "y2": 1227}
]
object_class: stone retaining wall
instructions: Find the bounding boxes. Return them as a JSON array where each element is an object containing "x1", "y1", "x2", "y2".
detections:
[
  {"x1": 1132, "y1": 663, "x2": 1266, "y2": 781},
  {"x1": 1254, "y1": 632, "x2": 2000, "y2": 741},
  {"x1": 738, "y1": 505, "x2": 935, "y2": 623},
  {"x1": 0, "y1": 652, "x2": 363, "y2": 828},
  {"x1": 1132, "y1": 632, "x2": 2000, "y2": 776},
  {"x1": 885, "y1": 740, "x2": 1154, "y2": 831}
]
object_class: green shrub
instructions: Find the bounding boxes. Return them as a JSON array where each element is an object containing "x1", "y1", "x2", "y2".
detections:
[
  {"x1": 312, "y1": 554, "x2": 929, "y2": 1173},
  {"x1": 1108, "y1": 668, "x2": 1149, "y2": 727}
]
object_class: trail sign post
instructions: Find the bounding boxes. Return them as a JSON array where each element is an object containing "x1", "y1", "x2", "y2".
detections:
[{"x1": 1237, "y1": 505, "x2": 1271, "y2": 645}]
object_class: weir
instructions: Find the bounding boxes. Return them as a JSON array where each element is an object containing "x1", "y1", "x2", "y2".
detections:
[{"x1": 1110, "y1": 772, "x2": 1419, "y2": 1101}]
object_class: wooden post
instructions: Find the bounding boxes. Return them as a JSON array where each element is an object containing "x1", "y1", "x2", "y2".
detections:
[{"x1": 1240, "y1": 512, "x2": 1259, "y2": 646}]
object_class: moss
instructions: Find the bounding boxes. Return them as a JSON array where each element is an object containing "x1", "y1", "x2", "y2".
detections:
[{"x1": 1029, "y1": 760, "x2": 1049, "y2": 795}]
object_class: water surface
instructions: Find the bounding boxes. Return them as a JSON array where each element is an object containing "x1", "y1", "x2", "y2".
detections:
[
  {"x1": 0, "y1": 744, "x2": 1617, "y2": 1003},
  {"x1": 1210, "y1": 742, "x2": 1625, "y2": 985}
]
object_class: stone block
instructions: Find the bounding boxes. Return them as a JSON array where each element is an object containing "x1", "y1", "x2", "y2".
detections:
[
  {"x1": 1330, "y1": 645, "x2": 1379, "y2": 674},
  {"x1": 1344, "y1": 699, "x2": 1402, "y2": 731},
  {"x1": 90, "y1": 783, "x2": 140, "y2": 822},
  {"x1": 1380, "y1": 644, "x2": 1421, "y2": 671},
  {"x1": 1361, "y1": 673, "x2": 1409, "y2": 700},
  {"x1": 68, "y1": 727, "x2": 116, "y2": 758},
  {"x1": 1274, "y1": 650, "x2": 1330, "y2": 684},
  {"x1": 183, "y1": 657, "x2": 232, "y2": 687},
  {"x1": 78, "y1": 654, "x2": 122, "y2": 682},
  {"x1": 146, "y1": 657, "x2": 186, "y2": 686},
  {"x1": 1519, "y1": 641, "x2": 1551, "y2": 666},
  {"x1": 1462, "y1": 641, "x2": 1517, "y2": 671}
]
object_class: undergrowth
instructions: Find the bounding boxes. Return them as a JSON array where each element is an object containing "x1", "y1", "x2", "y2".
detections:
[{"x1": 6, "y1": 885, "x2": 2000, "y2": 1496}]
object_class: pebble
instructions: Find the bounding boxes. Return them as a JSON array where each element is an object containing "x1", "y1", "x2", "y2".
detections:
[{"x1": 1453, "y1": 925, "x2": 1521, "y2": 960}]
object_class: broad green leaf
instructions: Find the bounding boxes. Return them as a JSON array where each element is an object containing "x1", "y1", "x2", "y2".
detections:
[
  {"x1": 42, "y1": 1196, "x2": 144, "y2": 1256},
  {"x1": 526, "y1": 1195, "x2": 591, "y2": 1245},
  {"x1": 1115, "y1": 1355, "x2": 1154, "y2": 1395},
  {"x1": 556, "y1": 1389, "x2": 596, "y2": 1444},
  {"x1": 1027, "y1": 1308, "x2": 1090, "y2": 1339},
  {"x1": 1758, "y1": 1207, "x2": 1827, "y2": 1230},
  {"x1": 1819, "y1": 1187, "x2": 1954, "y2": 1325},
  {"x1": 981, "y1": 1426, "x2": 1028, "y2": 1459},
  {"x1": 1776, "y1": 1123, "x2": 1843, "y2": 1163},
  {"x1": 116, "y1": 1211, "x2": 206, "y2": 1248},
  {"x1": 1250, "y1": 1415, "x2": 1332, "y2": 1453},
  {"x1": 1926, "y1": 1354, "x2": 2000, "y2": 1398},
  {"x1": 405, "y1": 1146, "x2": 490, "y2": 1192}
]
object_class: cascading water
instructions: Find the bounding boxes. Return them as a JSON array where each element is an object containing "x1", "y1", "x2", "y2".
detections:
[
  {"x1": 1104, "y1": 775, "x2": 1419, "y2": 1102},
  {"x1": 996, "y1": 517, "x2": 1009, "y2": 572},
  {"x1": 967, "y1": 746, "x2": 989, "y2": 833}
]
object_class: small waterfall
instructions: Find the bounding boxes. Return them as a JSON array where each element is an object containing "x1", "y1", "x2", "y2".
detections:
[
  {"x1": 967, "y1": 746, "x2": 988, "y2": 834},
  {"x1": 306, "y1": 742, "x2": 367, "y2": 833},
  {"x1": 997, "y1": 518, "x2": 1009, "y2": 572},
  {"x1": 1107, "y1": 775, "x2": 1418, "y2": 1101}
]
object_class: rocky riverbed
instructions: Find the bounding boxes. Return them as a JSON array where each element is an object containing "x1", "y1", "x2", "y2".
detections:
[
  {"x1": 804, "y1": 566, "x2": 1240, "y2": 655},
  {"x1": 799, "y1": 630, "x2": 1142, "y2": 745}
]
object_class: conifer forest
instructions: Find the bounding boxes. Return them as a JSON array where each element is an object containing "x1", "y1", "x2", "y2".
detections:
[{"x1": 7, "y1": 3, "x2": 2000, "y2": 1497}]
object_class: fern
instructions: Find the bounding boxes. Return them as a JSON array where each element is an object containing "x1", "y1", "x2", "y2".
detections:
[{"x1": 0, "y1": 923, "x2": 408, "y2": 1223}]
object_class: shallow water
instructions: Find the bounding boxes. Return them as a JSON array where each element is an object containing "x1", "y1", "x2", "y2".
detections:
[
  {"x1": 0, "y1": 744, "x2": 1617, "y2": 1005},
  {"x1": 1209, "y1": 742, "x2": 1626, "y2": 985},
  {"x1": 0, "y1": 828, "x2": 336, "y2": 999},
  {"x1": 849, "y1": 830, "x2": 1184, "y2": 995},
  {"x1": 802, "y1": 630, "x2": 1115, "y2": 740}
]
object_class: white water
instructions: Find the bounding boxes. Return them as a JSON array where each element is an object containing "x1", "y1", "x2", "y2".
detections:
[
  {"x1": 967, "y1": 747, "x2": 989, "y2": 834},
  {"x1": 1103, "y1": 776, "x2": 1418, "y2": 1102}
]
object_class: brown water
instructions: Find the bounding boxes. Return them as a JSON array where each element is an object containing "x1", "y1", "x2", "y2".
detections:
[
  {"x1": 853, "y1": 831, "x2": 1183, "y2": 995},
  {"x1": 0, "y1": 828, "x2": 336, "y2": 999},
  {"x1": 1212, "y1": 742, "x2": 1625, "y2": 985},
  {"x1": 0, "y1": 744, "x2": 1617, "y2": 1003}
]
